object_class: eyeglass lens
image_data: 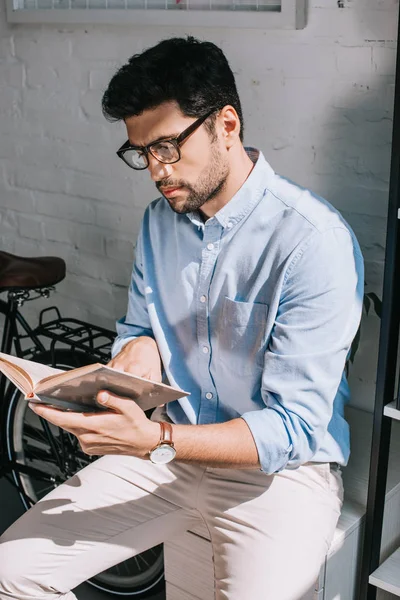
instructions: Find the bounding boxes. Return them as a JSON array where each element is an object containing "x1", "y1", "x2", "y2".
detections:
[{"x1": 124, "y1": 140, "x2": 180, "y2": 169}]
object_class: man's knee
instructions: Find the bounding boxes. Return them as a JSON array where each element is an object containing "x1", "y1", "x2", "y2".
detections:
[
  {"x1": 0, "y1": 544, "x2": 30, "y2": 598},
  {"x1": 0, "y1": 535, "x2": 52, "y2": 599}
]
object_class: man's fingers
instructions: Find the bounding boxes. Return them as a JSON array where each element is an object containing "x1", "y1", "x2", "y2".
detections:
[{"x1": 28, "y1": 402, "x2": 105, "y2": 431}]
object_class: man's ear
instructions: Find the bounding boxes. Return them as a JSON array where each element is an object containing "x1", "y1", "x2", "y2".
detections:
[{"x1": 218, "y1": 105, "x2": 241, "y2": 149}]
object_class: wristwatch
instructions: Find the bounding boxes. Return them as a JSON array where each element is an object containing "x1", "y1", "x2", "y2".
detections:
[{"x1": 149, "y1": 421, "x2": 176, "y2": 465}]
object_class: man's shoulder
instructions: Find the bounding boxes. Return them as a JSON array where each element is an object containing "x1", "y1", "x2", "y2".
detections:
[{"x1": 269, "y1": 174, "x2": 351, "y2": 235}]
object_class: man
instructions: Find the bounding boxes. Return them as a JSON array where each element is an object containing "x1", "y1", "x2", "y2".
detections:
[{"x1": 0, "y1": 37, "x2": 364, "y2": 599}]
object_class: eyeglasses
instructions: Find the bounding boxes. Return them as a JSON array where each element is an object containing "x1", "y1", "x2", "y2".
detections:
[{"x1": 116, "y1": 109, "x2": 215, "y2": 171}]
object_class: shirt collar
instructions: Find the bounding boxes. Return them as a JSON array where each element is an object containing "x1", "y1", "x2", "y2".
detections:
[{"x1": 185, "y1": 148, "x2": 275, "y2": 230}]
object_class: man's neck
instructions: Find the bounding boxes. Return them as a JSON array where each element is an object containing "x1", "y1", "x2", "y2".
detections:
[{"x1": 199, "y1": 146, "x2": 255, "y2": 220}]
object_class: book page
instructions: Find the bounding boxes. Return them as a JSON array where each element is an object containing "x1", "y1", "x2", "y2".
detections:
[
  {"x1": 36, "y1": 363, "x2": 102, "y2": 389},
  {"x1": 0, "y1": 352, "x2": 65, "y2": 395}
]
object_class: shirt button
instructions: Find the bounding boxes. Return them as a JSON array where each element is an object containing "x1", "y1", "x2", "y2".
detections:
[
  {"x1": 200, "y1": 295, "x2": 207, "y2": 303},
  {"x1": 205, "y1": 392, "x2": 213, "y2": 400},
  {"x1": 207, "y1": 243, "x2": 214, "y2": 250},
  {"x1": 227, "y1": 222, "x2": 233, "y2": 229},
  {"x1": 202, "y1": 346, "x2": 209, "y2": 354}
]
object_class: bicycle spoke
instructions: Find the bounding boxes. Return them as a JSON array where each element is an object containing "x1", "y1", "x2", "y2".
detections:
[
  {"x1": 23, "y1": 444, "x2": 59, "y2": 464},
  {"x1": 23, "y1": 423, "x2": 55, "y2": 445},
  {"x1": 39, "y1": 419, "x2": 66, "y2": 472},
  {"x1": 34, "y1": 483, "x2": 58, "y2": 498}
]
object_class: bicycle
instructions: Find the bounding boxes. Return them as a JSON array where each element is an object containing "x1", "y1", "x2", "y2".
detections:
[{"x1": 0, "y1": 250, "x2": 165, "y2": 598}]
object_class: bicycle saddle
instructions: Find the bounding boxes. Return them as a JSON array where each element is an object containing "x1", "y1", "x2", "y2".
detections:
[{"x1": 0, "y1": 251, "x2": 66, "y2": 291}]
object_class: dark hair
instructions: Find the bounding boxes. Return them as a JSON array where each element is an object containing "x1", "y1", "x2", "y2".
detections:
[{"x1": 102, "y1": 36, "x2": 244, "y2": 142}]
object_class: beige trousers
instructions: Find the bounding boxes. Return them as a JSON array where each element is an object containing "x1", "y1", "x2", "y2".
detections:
[{"x1": 0, "y1": 446, "x2": 343, "y2": 600}]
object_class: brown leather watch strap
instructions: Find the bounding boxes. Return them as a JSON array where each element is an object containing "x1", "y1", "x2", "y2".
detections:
[{"x1": 160, "y1": 421, "x2": 174, "y2": 445}]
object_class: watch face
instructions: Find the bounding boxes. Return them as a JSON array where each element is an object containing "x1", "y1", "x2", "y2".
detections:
[{"x1": 149, "y1": 443, "x2": 176, "y2": 465}]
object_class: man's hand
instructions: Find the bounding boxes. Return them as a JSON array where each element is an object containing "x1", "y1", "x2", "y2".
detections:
[
  {"x1": 108, "y1": 336, "x2": 162, "y2": 382},
  {"x1": 29, "y1": 391, "x2": 160, "y2": 458}
]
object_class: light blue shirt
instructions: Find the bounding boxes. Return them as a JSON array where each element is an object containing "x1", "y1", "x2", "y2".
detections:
[{"x1": 112, "y1": 149, "x2": 364, "y2": 474}]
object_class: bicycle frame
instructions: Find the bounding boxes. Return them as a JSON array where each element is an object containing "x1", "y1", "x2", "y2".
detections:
[
  {"x1": 0, "y1": 287, "x2": 116, "y2": 507},
  {"x1": 0, "y1": 289, "x2": 58, "y2": 505}
]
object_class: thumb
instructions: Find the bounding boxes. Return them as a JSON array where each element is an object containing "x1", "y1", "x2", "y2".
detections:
[{"x1": 97, "y1": 391, "x2": 128, "y2": 412}]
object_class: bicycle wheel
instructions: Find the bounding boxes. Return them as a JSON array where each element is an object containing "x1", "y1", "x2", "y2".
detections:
[{"x1": 4, "y1": 349, "x2": 165, "y2": 598}]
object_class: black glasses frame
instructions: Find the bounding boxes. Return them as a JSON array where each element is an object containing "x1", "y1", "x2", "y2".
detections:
[{"x1": 116, "y1": 109, "x2": 216, "y2": 170}]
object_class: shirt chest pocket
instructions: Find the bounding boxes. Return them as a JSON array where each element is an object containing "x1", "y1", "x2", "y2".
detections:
[{"x1": 215, "y1": 297, "x2": 269, "y2": 375}]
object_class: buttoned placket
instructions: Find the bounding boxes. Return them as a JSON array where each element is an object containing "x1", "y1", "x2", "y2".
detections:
[{"x1": 195, "y1": 218, "x2": 223, "y2": 423}]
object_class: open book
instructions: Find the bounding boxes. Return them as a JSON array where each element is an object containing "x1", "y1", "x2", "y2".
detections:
[{"x1": 0, "y1": 352, "x2": 188, "y2": 413}]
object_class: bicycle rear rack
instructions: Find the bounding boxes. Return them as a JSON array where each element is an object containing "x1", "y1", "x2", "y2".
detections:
[{"x1": 33, "y1": 306, "x2": 115, "y2": 364}]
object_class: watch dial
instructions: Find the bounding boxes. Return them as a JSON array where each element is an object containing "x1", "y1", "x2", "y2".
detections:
[{"x1": 150, "y1": 444, "x2": 176, "y2": 464}]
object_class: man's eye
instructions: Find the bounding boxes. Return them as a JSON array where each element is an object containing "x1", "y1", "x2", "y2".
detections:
[{"x1": 154, "y1": 142, "x2": 171, "y2": 151}]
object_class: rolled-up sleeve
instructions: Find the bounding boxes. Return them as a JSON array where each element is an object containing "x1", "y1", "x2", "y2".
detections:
[
  {"x1": 241, "y1": 227, "x2": 364, "y2": 474},
  {"x1": 111, "y1": 228, "x2": 154, "y2": 358}
]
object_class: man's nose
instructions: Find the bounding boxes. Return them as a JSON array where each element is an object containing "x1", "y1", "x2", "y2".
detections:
[{"x1": 147, "y1": 155, "x2": 174, "y2": 182}]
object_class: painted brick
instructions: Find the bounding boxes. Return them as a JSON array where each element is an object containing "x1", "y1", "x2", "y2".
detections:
[
  {"x1": 0, "y1": 209, "x2": 18, "y2": 234},
  {"x1": 0, "y1": 187, "x2": 34, "y2": 213},
  {"x1": 113, "y1": 286, "x2": 130, "y2": 313},
  {"x1": 67, "y1": 171, "x2": 134, "y2": 205},
  {"x1": 102, "y1": 258, "x2": 132, "y2": 287},
  {"x1": 66, "y1": 143, "x2": 116, "y2": 177},
  {"x1": 105, "y1": 237, "x2": 134, "y2": 260},
  {"x1": 0, "y1": 235, "x2": 15, "y2": 254},
  {"x1": 0, "y1": 134, "x2": 20, "y2": 161},
  {"x1": 14, "y1": 36, "x2": 71, "y2": 66},
  {"x1": 19, "y1": 139, "x2": 72, "y2": 169},
  {"x1": 0, "y1": 37, "x2": 13, "y2": 59},
  {"x1": 239, "y1": 42, "x2": 337, "y2": 79},
  {"x1": 14, "y1": 165, "x2": 69, "y2": 195},
  {"x1": 89, "y1": 67, "x2": 118, "y2": 91},
  {"x1": 0, "y1": 63, "x2": 24, "y2": 88},
  {"x1": 80, "y1": 90, "x2": 104, "y2": 121},
  {"x1": 0, "y1": 87, "x2": 20, "y2": 116},
  {"x1": 18, "y1": 213, "x2": 43, "y2": 240},
  {"x1": 71, "y1": 36, "x2": 139, "y2": 61},
  {"x1": 42, "y1": 216, "x2": 76, "y2": 244},
  {"x1": 336, "y1": 46, "x2": 372, "y2": 77},
  {"x1": 342, "y1": 213, "x2": 387, "y2": 262},
  {"x1": 40, "y1": 239, "x2": 74, "y2": 263},
  {"x1": 22, "y1": 88, "x2": 80, "y2": 119},
  {"x1": 95, "y1": 204, "x2": 143, "y2": 234},
  {"x1": 62, "y1": 274, "x2": 115, "y2": 311},
  {"x1": 72, "y1": 225, "x2": 105, "y2": 256},
  {"x1": 26, "y1": 65, "x2": 58, "y2": 89},
  {"x1": 330, "y1": 186, "x2": 389, "y2": 218},
  {"x1": 332, "y1": 80, "x2": 389, "y2": 111},
  {"x1": 373, "y1": 47, "x2": 397, "y2": 76},
  {"x1": 37, "y1": 113, "x2": 112, "y2": 145},
  {"x1": 307, "y1": 7, "x2": 398, "y2": 45},
  {"x1": 364, "y1": 259, "x2": 385, "y2": 292},
  {"x1": 13, "y1": 236, "x2": 41, "y2": 257},
  {"x1": 68, "y1": 252, "x2": 104, "y2": 280},
  {"x1": 34, "y1": 191, "x2": 95, "y2": 224}
]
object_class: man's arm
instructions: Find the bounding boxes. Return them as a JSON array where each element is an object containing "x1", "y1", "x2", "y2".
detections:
[
  {"x1": 157, "y1": 418, "x2": 260, "y2": 469},
  {"x1": 241, "y1": 227, "x2": 364, "y2": 474},
  {"x1": 111, "y1": 228, "x2": 156, "y2": 360},
  {"x1": 29, "y1": 393, "x2": 261, "y2": 468}
]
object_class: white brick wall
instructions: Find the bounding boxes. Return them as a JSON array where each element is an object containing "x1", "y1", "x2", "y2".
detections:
[{"x1": 0, "y1": 0, "x2": 397, "y2": 411}]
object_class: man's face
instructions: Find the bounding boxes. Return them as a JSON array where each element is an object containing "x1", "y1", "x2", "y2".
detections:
[{"x1": 125, "y1": 102, "x2": 230, "y2": 215}]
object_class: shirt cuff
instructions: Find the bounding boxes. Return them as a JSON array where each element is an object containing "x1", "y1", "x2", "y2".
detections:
[
  {"x1": 241, "y1": 409, "x2": 293, "y2": 474},
  {"x1": 111, "y1": 336, "x2": 138, "y2": 359}
]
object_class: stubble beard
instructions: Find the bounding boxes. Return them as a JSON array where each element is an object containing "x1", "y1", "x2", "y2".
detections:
[{"x1": 159, "y1": 146, "x2": 230, "y2": 215}]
